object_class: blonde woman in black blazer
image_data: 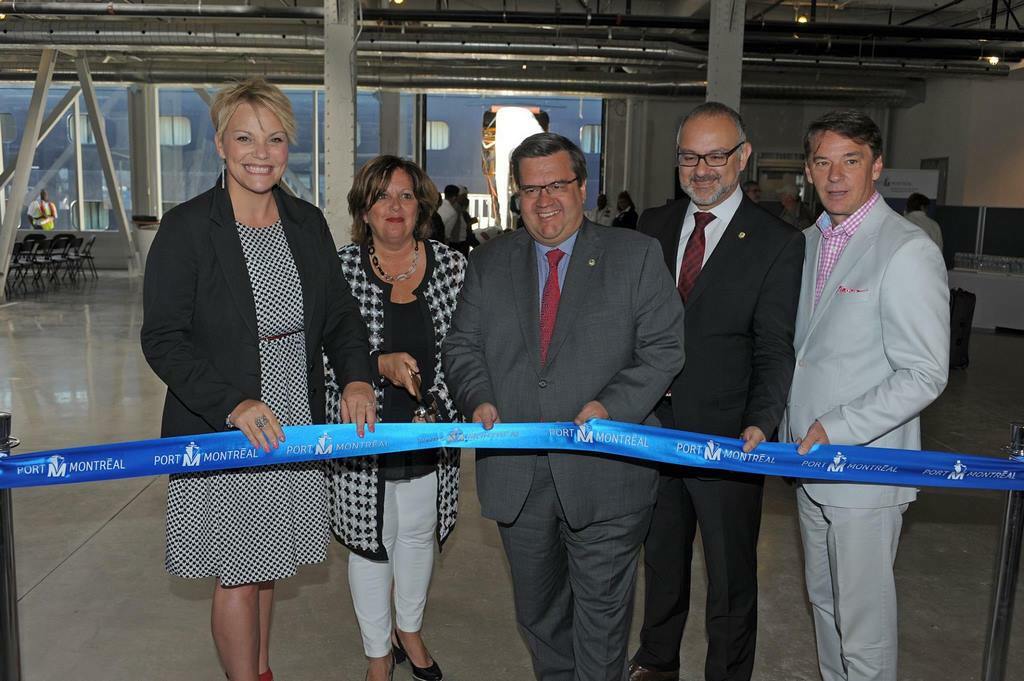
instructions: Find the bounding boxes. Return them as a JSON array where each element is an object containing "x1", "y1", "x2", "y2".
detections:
[{"x1": 141, "y1": 79, "x2": 376, "y2": 681}]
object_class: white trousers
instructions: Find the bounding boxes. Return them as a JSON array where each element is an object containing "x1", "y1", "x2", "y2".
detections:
[
  {"x1": 797, "y1": 486, "x2": 908, "y2": 681},
  {"x1": 348, "y1": 471, "x2": 438, "y2": 658}
]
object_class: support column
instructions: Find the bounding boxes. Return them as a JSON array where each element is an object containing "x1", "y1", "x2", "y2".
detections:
[
  {"x1": 324, "y1": 0, "x2": 358, "y2": 246},
  {"x1": 706, "y1": 0, "x2": 746, "y2": 109},
  {"x1": 76, "y1": 55, "x2": 140, "y2": 272},
  {"x1": 0, "y1": 49, "x2": 56, "y2": 302},
  {"x1": 379, "y1": 91, "x2": 401, "y2": 157},
  {"x1": 128, "y1": 84, "x2": 161, "y2": 219},
  {"x1": 412, "y1": 94, "x2": 427, "y2": 169}
]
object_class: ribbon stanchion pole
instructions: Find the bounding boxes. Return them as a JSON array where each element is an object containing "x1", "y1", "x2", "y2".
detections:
[
  {"x1": 0, "y1": 412, "x2": 21, "y2": 681},
  {"x1": 982, "y1": 421, "x2": 1024, "y2": 681}
]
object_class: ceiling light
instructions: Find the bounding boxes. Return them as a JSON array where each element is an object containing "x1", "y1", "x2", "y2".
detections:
[
  {"x1": 0, "y1": 13, "x2": 7, "y2": 20},
  {"x1": 391, "y1": 0, "x2": 405, "y2": 4},
  {"x1": 797, "y1": 15, "x2": 809, "y2": 24},
  {"x1": 987, "y1": 55, "x2": 1000, "y2": 65}
]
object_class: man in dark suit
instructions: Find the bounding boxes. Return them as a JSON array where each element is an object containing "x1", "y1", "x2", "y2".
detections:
[
  {"x1": 443, "y1": 133, "x2": 685, "y2": 681},
  {"x1": 628, "y1": 103, "x2": 804, "y2": 681}
]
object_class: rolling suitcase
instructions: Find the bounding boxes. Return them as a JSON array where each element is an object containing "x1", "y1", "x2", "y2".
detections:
[{"x1": 949, "y1": 287, "x2": 976, "y2": 370}]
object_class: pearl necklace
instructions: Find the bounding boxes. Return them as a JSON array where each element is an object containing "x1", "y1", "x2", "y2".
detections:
[{"x1": 369, "y1": 239, "x2": 419, "y2": 282}]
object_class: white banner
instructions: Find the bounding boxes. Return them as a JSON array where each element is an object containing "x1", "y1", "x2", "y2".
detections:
[{"x1": 876, "y1": 169, "x2": 940, "y2": 199}]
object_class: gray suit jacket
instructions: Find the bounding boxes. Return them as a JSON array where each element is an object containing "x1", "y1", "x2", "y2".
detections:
[
  {"x1": 442, "y1": 221, "x2": 686, "y2": 526},
  {"x1": 780, "y1": 199, "x2": 950, "y2": 509}
]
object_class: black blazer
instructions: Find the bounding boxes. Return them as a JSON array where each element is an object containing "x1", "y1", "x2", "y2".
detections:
[
  {"x1": 640, "y1": 194, "x2": 804, "y2": 439},
  {"x1": 141, "y1": 184, "x2": 373, "y2": 438}
]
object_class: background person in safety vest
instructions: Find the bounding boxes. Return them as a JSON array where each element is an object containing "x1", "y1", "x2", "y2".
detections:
[{"x1": 27, "y1": 188, "x2": 58, "y2": 230}]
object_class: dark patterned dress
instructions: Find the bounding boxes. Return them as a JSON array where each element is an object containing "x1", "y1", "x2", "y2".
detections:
[{"x1": 164, "y1": 220, "x2": 329, "y2": 587}]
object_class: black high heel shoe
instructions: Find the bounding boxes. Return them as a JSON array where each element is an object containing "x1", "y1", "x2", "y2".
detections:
[{"x1": 392, "y1": 630, "x2": 443, "y2": 681}]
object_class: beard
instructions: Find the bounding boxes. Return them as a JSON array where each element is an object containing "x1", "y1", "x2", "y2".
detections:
[{"x1": 681, "y1": 172, "x2": 735, "y2": 208}]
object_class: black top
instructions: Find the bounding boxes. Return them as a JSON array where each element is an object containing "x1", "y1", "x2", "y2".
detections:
[
  {"x1": 613, "y1": 207, "x2": 638, "y2": 230},
  {"x1": 367, "y1": 247, "x2": 441, "y2": 481},
  {"x1": 141, "y1": 184, "x2": 373, "y2": 437},
  {"x1": 380, "y1": 299, "x2": 438, "y2": 480}
]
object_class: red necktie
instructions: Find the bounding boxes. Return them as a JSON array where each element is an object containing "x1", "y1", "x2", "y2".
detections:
[
  {"x1": 540, "y1": 248, "x2": 566, "y2": 364},
  {"x1": 677, "y1": 211, "x2": 715, "y2": 302}
]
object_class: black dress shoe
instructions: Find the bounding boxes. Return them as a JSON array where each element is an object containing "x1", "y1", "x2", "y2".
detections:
[
  {"x1": 392, "y1": 631, "x2": 443, "y2": 681},
  {"x1": 628, "y1": 660, "x2": 680, "y2": 681}
]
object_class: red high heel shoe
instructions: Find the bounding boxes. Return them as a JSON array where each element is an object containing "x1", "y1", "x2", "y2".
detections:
[{"x1": 225, "y1": 668, "x2": 273, "y2": 681}]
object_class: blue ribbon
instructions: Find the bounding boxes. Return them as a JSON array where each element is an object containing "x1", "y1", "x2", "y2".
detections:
[{"x1": 2, "y1": 420, "x2": 1022, "y2": 491}]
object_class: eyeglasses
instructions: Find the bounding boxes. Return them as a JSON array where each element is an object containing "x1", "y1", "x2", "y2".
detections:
[
  {"x1": 518, "y1": 177, "x2": 579, "y2": 199},
  {"x1": 675, "y1": 142, "x2": 745, "y2": 168}
]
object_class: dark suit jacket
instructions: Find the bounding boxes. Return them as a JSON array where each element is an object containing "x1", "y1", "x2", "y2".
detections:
[
  {"x1": 442, "y1": 220, "x2": 686, "y2": 526},
  {"x1": 141, "y1": 184, "x2": 372, "y2": 438},
  {"x1": 640, "y1": 195, "x2": 804, "y2": 440}
]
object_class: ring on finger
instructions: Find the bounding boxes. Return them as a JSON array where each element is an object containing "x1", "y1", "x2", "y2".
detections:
[{"x1": 254, "y1": 415, "x2": 269, "y2": 430}]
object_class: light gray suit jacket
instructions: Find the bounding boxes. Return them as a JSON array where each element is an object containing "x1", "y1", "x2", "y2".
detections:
[
  {"x1": 780, "y1": 199, "x2": 950, "y2": 509},
  {"x1": 442, "y1": 221, "x2": 686, "y2": 526}
]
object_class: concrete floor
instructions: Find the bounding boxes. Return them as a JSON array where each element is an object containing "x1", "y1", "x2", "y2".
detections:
[{"x1": 1, "y1": 273, "x2": 1022, "y2": 681}]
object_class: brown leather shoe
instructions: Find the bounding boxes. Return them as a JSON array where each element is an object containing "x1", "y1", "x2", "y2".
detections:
[{"x1": 627, "y1": 661, "x2": 680, "y2": 681}]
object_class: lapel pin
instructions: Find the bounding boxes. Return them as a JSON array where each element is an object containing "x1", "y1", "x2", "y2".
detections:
[
  {"x1": 588, "y1": 258, "x2": 597, "y2": 266},
  {"x1": 738, "y1": 231, "x2": 747, "y2": 239}
]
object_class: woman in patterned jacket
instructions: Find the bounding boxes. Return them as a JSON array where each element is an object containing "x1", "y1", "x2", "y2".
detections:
[{"x1": 325, "y1": 155, "x2": 465, "y2": 681}]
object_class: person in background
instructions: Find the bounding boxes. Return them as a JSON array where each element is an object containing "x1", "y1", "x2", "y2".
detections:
[
  {"x1": 904, "y1": 192, "x2": 943, "y2": 251},
  {"x1": 429, "y1": 191, "x2": 446, "y2": 243},
  {"x1": 783, "y1": 109, "x2": 949, "y2": 681},
  {"x1": 741, "y1": 180, "x2": 761, "y2": 204},
  {"x1": 457, "y1": 185, "x2": 479, "y2": 252},
  {"x1": 438, "y1": 184, "x2": 469, "y2": 255},
  {"x1": 779, "y1": 188, "x2": 814, "y2": 230},
  {"x1": 613, "y1": 190, "x2": 639, "y2": 229},
  {"x1": 326, "y1": 155, "x2": 465, "y2": 681},
  {"x1": 27, "y1": 188, "x2": 57, "y2": 230},
  {"x1": 141, "y1": 78, "x2": 376, "y2": 681},
  {"x1": 585, "y1": 193, "x2": 615, "y2": 225},
  {"x1": 443, "y1": 132, "x2": 685, "y2": 680}
]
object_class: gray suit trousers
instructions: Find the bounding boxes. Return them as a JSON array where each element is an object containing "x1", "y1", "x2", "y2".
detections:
[
  {"x1": 498, "y1": 455, "x2": 653, "y2": 681},
  {"x1": 797, "y1": 487, "x2": 908, "y2": 681}
]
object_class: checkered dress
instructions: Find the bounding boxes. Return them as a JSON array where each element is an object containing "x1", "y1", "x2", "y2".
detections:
[
  {"x1": 324, "y1": 240, "x2": 465, "y2": 561},
  {"x1": 164, "y1": 221, "x2": 329, "y2": 586}
]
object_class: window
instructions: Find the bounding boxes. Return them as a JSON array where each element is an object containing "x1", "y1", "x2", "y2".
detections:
[
  {"x1": 159, "y1": 115, "x2": 192, "y2": 146},
  {"x1": 580, "y1": 124, "x2": 601, "y2": 154},
  {"x1": 83, "y1": 200, "x2": 111, "y2": 231},
  {"x1": 77, "y1": 115, "x2": 96, "y2": 145},
  {"x1": 426, "y1": 120, "x2": 449, "y2": 151}
]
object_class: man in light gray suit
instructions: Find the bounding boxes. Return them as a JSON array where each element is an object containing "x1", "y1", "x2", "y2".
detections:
[
  {"x1": 782, "y1": 110, "x2": 950, "y2": 681},
  {"x1": 443, "y1": 133, "x2": 685, "y2": 681}
]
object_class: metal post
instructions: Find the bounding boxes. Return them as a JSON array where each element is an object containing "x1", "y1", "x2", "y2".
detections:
[
  {"x1": 0, "y1": 412, "x2": 21, "y2": 681},
  {"x1": 982, "y1": 422, "x2": 1024, "y2": 681},
  {"x1": 76, "y1": 55, "x2": 140, "y2": 271}
]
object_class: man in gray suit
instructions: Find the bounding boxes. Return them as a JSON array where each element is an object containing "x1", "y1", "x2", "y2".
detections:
[
  {"x1": 782, "y1": 110, "x2": 949, "y2": 681},
  {"x1": 443, "y1": 133, "x2": 686, "y2": 681}
]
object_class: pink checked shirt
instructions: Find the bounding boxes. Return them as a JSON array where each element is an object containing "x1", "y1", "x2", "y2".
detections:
[{"x1": 813, "y1": 192, "x2": 880, "y2": 306}]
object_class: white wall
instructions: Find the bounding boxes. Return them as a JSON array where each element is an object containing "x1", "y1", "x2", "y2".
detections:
[{"x1": 889, "y1": 76, "x2": 1024, "y2": 208}]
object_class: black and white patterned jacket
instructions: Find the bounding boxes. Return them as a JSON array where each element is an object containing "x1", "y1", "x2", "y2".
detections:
[{"x1": 324, "y1": 240, "x2": 466, "y2": 560}]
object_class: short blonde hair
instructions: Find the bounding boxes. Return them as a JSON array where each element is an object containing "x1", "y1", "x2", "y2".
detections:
[
  {"x1": 348, "y1": 156, "x2": 439, "y2": 245},
  {"x1": 210, "y1": 78, "x2": 297, "y2": 144}
]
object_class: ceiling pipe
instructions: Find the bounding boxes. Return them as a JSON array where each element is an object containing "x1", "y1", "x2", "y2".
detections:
[
  {"x1": 0, "y1": 2, "x2": 323, "y2": 20},
  {"x1": 0, "y1": 62, "x2": 918, "y2": 102},
  {"x1": 4, "y1": 4, "x2": 1024, "y2": 43},
  {"x1": 2, "y1": 20, "x2": 1020, "y2": 65}
]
